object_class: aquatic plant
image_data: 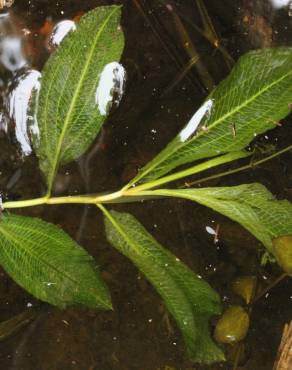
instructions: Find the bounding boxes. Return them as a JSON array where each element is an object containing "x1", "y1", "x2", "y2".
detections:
[{"x1": 0, "y1": 5, "x2": 292, "y2": 364}]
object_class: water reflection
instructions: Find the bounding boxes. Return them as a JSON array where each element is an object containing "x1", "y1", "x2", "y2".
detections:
[
  {"x1": 95, "y1": 61, "x2": 126, "y2": 116},
  {"x1": 6, "y1": 69, "x2": 41, "y2": 156},
  {"x1": 0, "y1": 13, "x2": 127, "y2": 157},
  {"x1": 0, "y1": 36, "x2": 26, "y2": 72},
  {"x1": 0, "y1": 12, "x2": 26, "y2": 72},
  {"x1": 179, "y1": 98, "x2": 213, "y2": 142},
  {"x1": 0, "y1": 10, "x2": 35, "y2": 156},
  {"x1": 0, "y1": 13, "x2": 77, "y2": 157},
  {"x1": 0, "y1": 111, "x2": 8, "y2": 132},
  {"x1": 270, "y1": 0, "x2": 290, "y2": 9},
  {"x1": 48, "y1": 20, "x2": 76, "y2": 49}
]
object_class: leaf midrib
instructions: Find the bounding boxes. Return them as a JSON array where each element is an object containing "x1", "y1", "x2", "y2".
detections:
[
  {"x1": 103, "y1": 208, "x2": 196, "y2": 311},
  {"x1": 130, "y1": 227, "x2": 219, "y2": 309},
  {"x1": 0, "y1": 221, "x2": 108, "y2": 307},
  {"x1": 136, "y1": 62, "x2": 292, "y2": 183},
  {"x1": 103, "y1": 209, "x2": 220, "y2": 347},
  {"x1": 42, "y1": 34, "x2": 77, "y2": 158},
  {"x1": 0, "y1": 222, "x2": 81, "y2": 286},
  {"x1": 46, "y1": 7, "x2": 119, "y2": 194}
]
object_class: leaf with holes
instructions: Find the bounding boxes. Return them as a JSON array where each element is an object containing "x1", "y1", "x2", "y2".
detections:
[
  {"x1": 102, "y1": 207, "x2": 224, "y2": 364},
  {"x1": 34, "y1": 5, "x2": 124, "y2": 193},
  {"x1": 132, "y1": 48, "x2": 292, "y2": 184},
  {"x1": 0, "y1": 214, "x2": 112, "y2": 309}
]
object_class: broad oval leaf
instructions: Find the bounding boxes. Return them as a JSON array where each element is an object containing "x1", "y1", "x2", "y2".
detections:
[
  {"x1": 272, "y1": 236, "x2": 292, "y2": 274},
  {"x1": 147, "y1": 184, "x2": 292, "y2": 261},
  {"x1": 133, "y1": 48, "x2": 292, "y2": 184},
  {"x1": 102, "y1": 207, "x2": 224, "y2": 364},
  {"x1": 0, "y1": 214, "x2": 112, "y2": 309},
  {"x1": 214, "y1": 306, "x2": 250, "y2": 345},
  {"x1": 34, "y1": 6, "x2": 124, "y2": 192}
]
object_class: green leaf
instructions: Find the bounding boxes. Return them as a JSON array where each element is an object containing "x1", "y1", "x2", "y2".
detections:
[
  {"x1": 146, "y1": 184, "x2": 292, "y2": 254},
  {"x1": 133, "y1": 48, "x2": 292, "y2": 184},
  {"x1": 0, "y1": 214, "x2": 112, "y2": 309},
  {"x1": 34, "y1": 6, "x2": 124, "y2": 193},
  {"x1": 101, "y1": 207, "x2": 224, "y2": 364}
]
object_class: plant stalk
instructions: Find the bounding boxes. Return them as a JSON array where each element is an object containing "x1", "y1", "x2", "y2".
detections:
[
  {"x1": 186, "y1": 144, "x2": 292, "y2": 187},
  {"x1": 2, "y1": 145, "x2": 291, "y2": 210},
  {"x1": 2, "y1": 191, "x2": 124, "y2": 209},
  {"x1": 123, "y1": 151, "x2": 249, "y2": 195}
]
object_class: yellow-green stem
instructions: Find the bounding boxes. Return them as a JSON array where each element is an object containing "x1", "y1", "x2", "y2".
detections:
[
  {"x1": 2, "y1": 196, "x2": 94, "y2": 209},
  {"x1": 3, "y1": 145, "x2": 291, "y2": 210},
  {"x1": 123, "y1": 151, "x2": 249, "y2": 195},
  {"x1": 2, "y1": 190, "x2": 125, "y2": 210}
]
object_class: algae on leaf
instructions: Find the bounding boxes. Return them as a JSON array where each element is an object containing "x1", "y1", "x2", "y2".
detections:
[
  {"x1": 102, "y1": 207, "x2": 224, "y2": 364},
  {"x1": 34, "y1": 5, "x2": 124, "y2": 193},
  {"x1": 0, "y1": 214, "x2": 112, "y2": 309},
  {"x1": 132, "y1": 48, "x2": 292, "y2": 184}
]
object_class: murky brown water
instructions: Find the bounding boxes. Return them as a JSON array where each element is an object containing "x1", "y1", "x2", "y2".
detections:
[{"x1": 0, "y1": 1, "x2": 291, "y2": 369}]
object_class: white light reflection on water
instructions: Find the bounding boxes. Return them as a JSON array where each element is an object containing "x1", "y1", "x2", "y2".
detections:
[
  {"x1": 206, "y1": 226, "x2": 216, "y2": 235},
  {"x1": 179, "y1": 99, "x2": 213, "y2": 142},
  {"x1": 0, "y1": 112, "x2": 8, "y2": 132},
  {"x1": 269, "y1": 0, "x2": 290, "y2": 9},
  {"x1": 95, "y1": 62, "x2": 126, "y2": 116},
  {"x1": 0, "y1": 36, "x2": 27, "y2": 72},
  {"x1": 0, "y1": 11, "x2": 42, "y2": 156},
  {"x1": 49, "y1": 20, "x2": 76, "y2": 48},
  {"x1": 6, "y1": 70, "x2": 41, "y2": 156},
  {"x1": 0, "y1": 12, "x2": 27, "y2": 72}
]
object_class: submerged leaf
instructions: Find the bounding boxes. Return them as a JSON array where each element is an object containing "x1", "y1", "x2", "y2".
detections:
[
  {"x1": 0, "y1": 214, "x2": 111, "y2": 309},
  {"x1": 102, "y1": 207, "x2": 224, "y2": 364},
  {"x1": 34, "y1": 6, "x2": 125, "y2": 192},
  {"x1": 0, "y1": 309, "x2": 36, "y2": 341},
  {"x1": 214, "y1": 306, "x2": 249, "y2": 344},
  {"x1": 146, "y1": 184, "x2": 292, "y2": 257},
  {"x1": 231, "y1": 276, "x2": 257, "y2": 304},
  {"x1": 272, "y1": 235, "x2": 292, "y2": 274},
  {"x1": 133, "y1": 48, "x2": 292, "y2": 183}
]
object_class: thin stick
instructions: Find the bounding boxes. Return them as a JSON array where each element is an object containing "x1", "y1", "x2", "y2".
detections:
[
  {"x1": 253, "y1": 273, "x2": 287, "y2": 304},
  {"x1": 132, "y1": 0, "x2": 176, "y2": 64},
  {"x1": 158, "y1": 0, "x2": 234, "y2": 68},
  {"x1": 166, "y1": 3, "x2": 214, "y2": 92},
  {"x1": 274, "y1": 322, "x2": 292, "y2": 370},
  {"x1": 162, "y1": 55, "x2": 199, "y2": 95},
  {"x1": 232, "y1": 343, "x2": 244, "y2": 370},
  {"x1": 195, "y1": 0, "x2": 234, "y2": 69},
  {"x1": 132, "y1": 0, "x2": 199, "y2": 92},
  {"x1": 182, "y1": 144, "x2": 292, "y2": 188}
]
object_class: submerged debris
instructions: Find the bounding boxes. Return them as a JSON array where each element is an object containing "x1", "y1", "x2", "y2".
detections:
[
  {"x1": 231, "y1": 276, "x2": 257, "y2": 304},
  {"x1": 0, "y1": 1, "x2": 14, "y2": 10},
  {"x1": 274, "y1": 321, "x2": 292, "y2": 370},
  {"x1": 0, "y1": 309, "x2": 36, "y2": 341}
]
